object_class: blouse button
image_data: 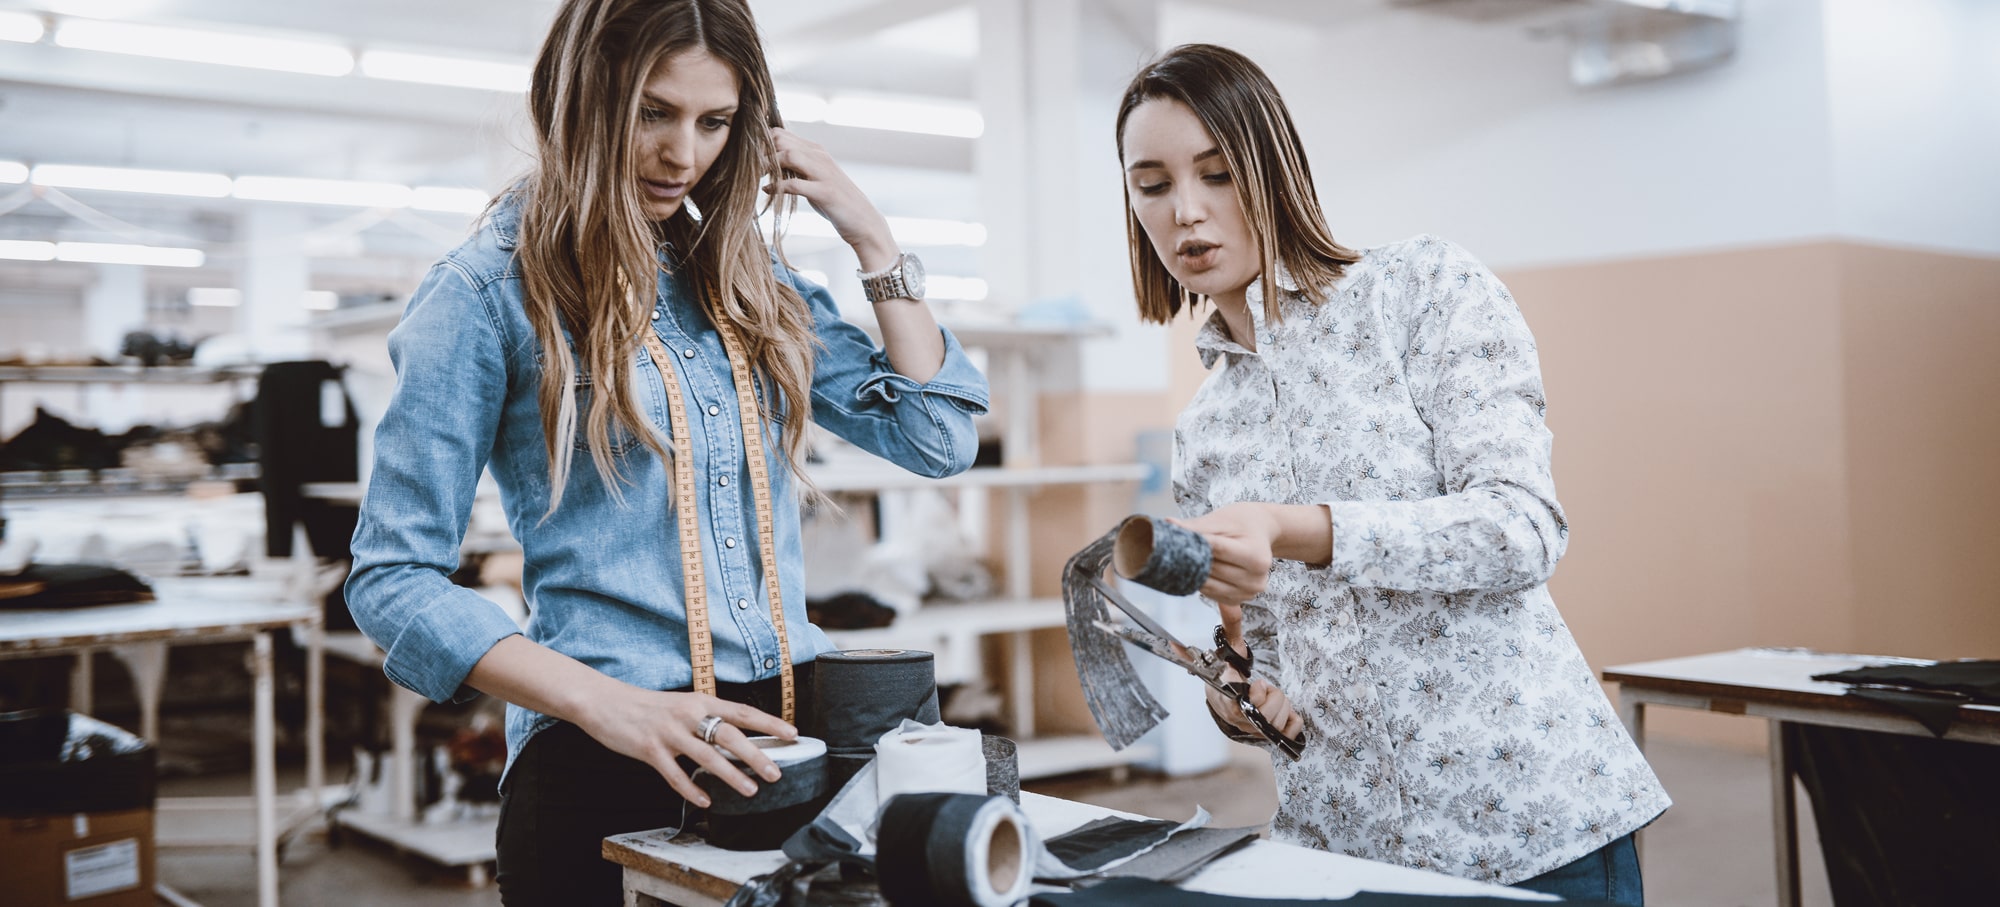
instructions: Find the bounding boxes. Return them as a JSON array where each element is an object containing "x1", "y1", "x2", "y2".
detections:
[{"x1": 682, "y1": 348, "x2": 696, "y2": 359}]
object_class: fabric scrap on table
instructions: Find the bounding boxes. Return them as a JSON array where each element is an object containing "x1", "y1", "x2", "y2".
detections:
[
  {"x1": 1031, "y1": 877, "x2": 1609, "y2": 906},
  {"x1": 1812, "y1": 660, "x2": 2000, "y2": 737}
]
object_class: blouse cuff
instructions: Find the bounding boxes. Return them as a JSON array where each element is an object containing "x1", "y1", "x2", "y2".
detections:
[
  {"x1": 852, "y1": 326, "x2": 991, "y2": 414},
  {"x1": 1322, "y1": 499, "x2": 1396, "y2": 587},
  {"x1": 381, "y1": 585, "x2": 523, "y2": 704}
]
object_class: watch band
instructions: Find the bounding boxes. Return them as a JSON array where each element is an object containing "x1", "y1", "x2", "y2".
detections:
[{"x1": 858, "y1": 253, "x2": 916, "y2": 303}]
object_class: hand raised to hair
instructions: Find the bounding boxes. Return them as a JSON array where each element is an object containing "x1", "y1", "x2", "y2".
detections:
[{"x1": 764, "y1": 127, "x2": 898, "y2": 270}]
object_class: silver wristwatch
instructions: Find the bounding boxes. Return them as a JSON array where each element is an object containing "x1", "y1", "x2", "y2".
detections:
[{"x1": 857, "y1": 252, "x2": 925, "y2": 303}]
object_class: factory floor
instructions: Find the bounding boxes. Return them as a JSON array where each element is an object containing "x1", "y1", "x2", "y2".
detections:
[{"x1": 153, "y1": 734, "x2": 1831, "y2": 906}]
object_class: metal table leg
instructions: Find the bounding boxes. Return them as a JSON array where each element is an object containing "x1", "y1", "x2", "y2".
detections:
[{"x1": 1769, "y1": 720, "x2": 1800, "y2": 907}]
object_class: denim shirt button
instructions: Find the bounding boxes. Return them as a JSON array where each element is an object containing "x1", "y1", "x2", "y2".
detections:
[
  {"x1": 707, "y1": 404, "x2": 720, "y2": 416},
  {"x1": 718, "y1": 475, "x2": 730, "y2": 487},
  {"x1": 764, "y1": 657, "x2": 776, "y2": 670},
  {"x1": 724, "y1": 538, "x2": 737, "y2": 549},
  {"x1": 736, "y1": 598, "x2": 749, "y2": 610},
  {"x1": 682, "y1": 348, "x2": 696, "y2": 359},
  {"x1": 651, "y1": 310, "x2": 661, "y2": 322}
]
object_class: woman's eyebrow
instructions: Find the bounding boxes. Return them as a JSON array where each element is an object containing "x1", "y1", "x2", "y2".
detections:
[{"x1": 1125, "y1": 147, "x2": 1222, "y2": 173}]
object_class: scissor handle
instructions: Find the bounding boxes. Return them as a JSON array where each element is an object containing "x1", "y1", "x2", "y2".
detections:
[{"x1": 1224, "y1": 680, "x2": 1306, "y2": 760}]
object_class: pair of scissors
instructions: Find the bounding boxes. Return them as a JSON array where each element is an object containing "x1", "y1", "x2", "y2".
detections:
[{"x1": 1086, "y1": 576, "x2": 1307, "y2": 760}]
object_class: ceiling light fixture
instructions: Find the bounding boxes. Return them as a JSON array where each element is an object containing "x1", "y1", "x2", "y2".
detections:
[
  {"x1": 0, "y1": 11, "x2": 45, "y2": 44},
  {"x1": 301, "y1": 290, "x2": 339, "y2": 311},
  {"x1": 0, "y1": 161, "x2": 28, "y2": 184},
  {"x1": 776, "y1": 90, "x2": 829, "y2": 124},
  {"x1": 232, "y1": 176, "x2": 411, "y2": 208},
  {"x1": 409, "y1": 186, "x2": 492, "y2": 214},
  {"x1": 926, "y1": 276, "x2": 989, "y2": 301},
  {"x1": 824, "y1": 94, "x2": 982, "y2": 139},
  {"x1": 0, "y1": 240, "x2": 58, "y2": 262},
  {"x1": 53, "y1": 19, "x2": 355, "y2": 76},
  {"x1": 188, "y1": 287, "x2": 242, "y2": 307},
  {"x1": 54, "y1": 241, "x2": 204, "y2": 267},
  {"x1": 360, "y1": 50, "x2": 531, "y2": 93},
  {"x1": 770, "y1": 211, "x2": 985, "y2": 248},
  {"x1": 32, "y1": 163, "x2": 233, "y2": 198}
]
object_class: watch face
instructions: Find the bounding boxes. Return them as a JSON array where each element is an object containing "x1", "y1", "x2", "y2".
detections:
[{"x1": 900, "y1": 254, "x2": 925, "y2": 298}]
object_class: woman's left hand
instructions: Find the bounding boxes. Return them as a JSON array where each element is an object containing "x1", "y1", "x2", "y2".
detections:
[
  {"x1": 766, "y1": 128, "x2": 898, "y2": 269},
  {"x1": 1172, "y1": 502, "x2": 1281, "y2": 608}
]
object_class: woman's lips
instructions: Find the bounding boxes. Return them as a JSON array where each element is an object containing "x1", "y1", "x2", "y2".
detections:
[
  {"x1": 642, "y1": 179, "x2": 688, "y2": 201},
  {"x1": 1177, "y1": 240, "x2": 1220, "y2": 270}
]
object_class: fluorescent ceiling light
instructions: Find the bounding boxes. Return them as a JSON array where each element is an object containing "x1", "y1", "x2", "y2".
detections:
[
  {"x1": 410, "y1": 186, "x2": 492, "y2": 214},
  {"x1": 187, "y1": 287, "x2": 241, "y2": 307},
  {"x1": 233, "y1": 176, "x2": 411, "y2": 208},
  {"x1": 301, "y1": 290, "x2": 339, "y2": 311},
  {"x1": 361, "y1": 50, "x2": 530, "y2": 93},
  {"x1": 796, "y1": 269, "x2": 829, "y2": 287},
  {"x1": 825, "y1": 95, "x2": 982, "y2": 138},
  {"x1": 32, "y1": 163, "x2": 232, "y2": 198},
  {"x1": 0, "y1": 11, "x2": 45, "y2": 44},
  {"x1": 54, "y1": 19, "x2": 354, "y2": 77},
  {"x1": 0, "y1": 161, "x2": 28, "y2": 184},
  {"x1": 927, "y1": 276, "x2": 989, "y2": 301},
  {"x1": 55, "y1": 241, "x2": 204, "y2": 267},
  {"x1": 776, "y1": 89, "x2": 828, "y2": 124},
  {"x1": 773, "y1": 211, "x2": 984, "y2": 248},
  {"x1": 0, "y1": 240, "x2": 58, "y2": 261}
]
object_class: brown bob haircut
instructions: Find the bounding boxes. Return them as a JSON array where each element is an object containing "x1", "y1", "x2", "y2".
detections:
[{"x1": 1116, "y1": 44, "x2": 1360, "y2": 325}]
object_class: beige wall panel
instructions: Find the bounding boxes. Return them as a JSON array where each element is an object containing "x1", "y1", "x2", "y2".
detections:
[{"x1": 1836, "y1": 244, "x2": 2000, "y2": 658}]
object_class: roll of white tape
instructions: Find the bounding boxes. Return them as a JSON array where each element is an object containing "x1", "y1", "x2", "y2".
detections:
[{"x1": 875, "y1": 724, "x2": 987, "y2": 806}]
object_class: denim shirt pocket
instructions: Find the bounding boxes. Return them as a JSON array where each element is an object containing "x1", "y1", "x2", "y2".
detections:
[{"x1": 538, "y1": 346, "x2": 659, "y2": 457}]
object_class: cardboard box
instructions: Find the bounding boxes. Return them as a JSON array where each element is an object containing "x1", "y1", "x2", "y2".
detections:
[{"x1": 0, "y1": 808, "x2": 155, "y2": 907}]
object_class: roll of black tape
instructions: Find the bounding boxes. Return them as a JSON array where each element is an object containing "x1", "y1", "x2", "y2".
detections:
[
  {"x1": 812, "y1": 649, "x2": 942, "y2": 749},
  {"x1": 982, "y1": 735, "x2": 1019, "y2": 803},
  {"x1": 877, "y1": 793, "x2": 1035, "y2": 907},
  {"x1": 695, "y1": 736, "x2": 830, "y2": 852},
  {"x1": 1113, "y1": 515, "x2": 1212, "y2": 596}
]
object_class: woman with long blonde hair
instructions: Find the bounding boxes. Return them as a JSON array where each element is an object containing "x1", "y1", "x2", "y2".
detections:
[
  {"x1": 1117, "y1": 44, "x2": 1667, "y2": 903},
  {"x1": 346, "y1": 2, "x2": 987, "y2": 902}
]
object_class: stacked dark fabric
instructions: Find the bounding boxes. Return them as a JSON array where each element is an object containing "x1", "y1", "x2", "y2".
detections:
[{"x1": 254, "y1": 360, "x2": 359, "y2": 560}]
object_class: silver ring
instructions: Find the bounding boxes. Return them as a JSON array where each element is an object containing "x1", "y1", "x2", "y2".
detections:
[{"x1": 697, "y1": 715, "x2": 726, "y2": 745}]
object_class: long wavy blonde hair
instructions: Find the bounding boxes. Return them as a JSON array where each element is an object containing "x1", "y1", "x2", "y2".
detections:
[
  {"x1": 518, "y1": 0, "x2": 815, "y2": 513},
  {"x1": 1116, "y1": 44, "x2": 1361, "y2": 325}
]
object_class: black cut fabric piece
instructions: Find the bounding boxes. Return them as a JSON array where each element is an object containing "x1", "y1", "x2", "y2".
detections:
[
  {"x1": 1787, "y1": 723, "x2": 2000, "y2": 906},
  {"x1": 1031, "y1": 878, "x2": 1617, "y2": 906},
  {"x1": 1081, "y1": 825, "x2": 1261, "y2": 885},
  {"x1": 806, "y1": 592, "x2": 899, "y2": 630},
  {"x1": 1041, "y1": 815, "x2": 1180, "y2": 872},
  {"x1": 0, "y1": 710, "x2": 156, "y2": 815},
  {"x1": 255, "y1": 360, "x2": 359, "y2": 558},
  {"x1": 1812, "y1": 661, "x2": 2000, "y2": 737},
  {"x1": 1844, "y1": 687, "x2": 1967, "y2": 737},
  {"x1": 0, "y1": 563, "x2": 153, "y2": 610}
]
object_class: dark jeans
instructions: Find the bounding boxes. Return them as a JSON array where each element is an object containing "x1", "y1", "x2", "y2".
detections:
[
  {"x1": 1515, "y1": 833, "x2": 1644, "y2": 905},
  {"x1": 495, "y1": 664, "x2": 815, "y2": 907}
]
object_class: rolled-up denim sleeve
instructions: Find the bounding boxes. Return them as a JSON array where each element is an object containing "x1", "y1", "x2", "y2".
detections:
[
  {"x1": 788, "y1": 268, "x2": 989, "y2": 477},
  {"x1": 345, "y1": 261, "x2": 523, "y2": 704}
]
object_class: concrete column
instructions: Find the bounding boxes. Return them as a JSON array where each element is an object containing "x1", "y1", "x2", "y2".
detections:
[
  {"x1": 237, "y1": 204, "x2": 311, "y2": 357},
  {"x1": 976, "y1": 0, "x2": 1032, "y2": 310},
  {"x1": 81, "y1": 263, "x2": 145, "y2": 359}
]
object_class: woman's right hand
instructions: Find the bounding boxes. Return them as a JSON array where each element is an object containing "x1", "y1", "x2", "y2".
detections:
[
  {"x1": 575, "y1": 686, "x2": 799, "y2": 809},
  {"x1": 1205, "y1": 667, "x2": 1305, "y2": 741}
]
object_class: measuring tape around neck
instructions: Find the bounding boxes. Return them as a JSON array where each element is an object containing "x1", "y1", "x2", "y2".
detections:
[{"x1": 639, "y1": 297, "x2": 795, "y2": 725}]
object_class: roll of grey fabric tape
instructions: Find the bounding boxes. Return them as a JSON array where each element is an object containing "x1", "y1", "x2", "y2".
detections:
[
  {"x1": 813, "y1": 649, "x2": 941, "y2": 749},
  {"x1": 1113, "y1": 515, "x2": 1212, "y2": 596},
  {"x1": 982, "y1": 734, "x2": 1019, "y2": 803},
  {"x1": 695, "y1": 736, "x2": 829, "y2": 816},
  {"x1": 877, "y1": 793, "x2": 1036, "y2": 907},
  {"x1": 697, "y1": 736, "x2": 831, "y2": 852}
]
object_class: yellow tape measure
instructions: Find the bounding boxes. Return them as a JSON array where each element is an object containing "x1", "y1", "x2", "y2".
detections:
[{"x1": 639, "y1": 303, "x2": 795, "y2": 725}]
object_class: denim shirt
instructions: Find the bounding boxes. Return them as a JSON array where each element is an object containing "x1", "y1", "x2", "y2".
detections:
[{"x1": 345, "y1": 198, "x2": 989, "y2": 771}]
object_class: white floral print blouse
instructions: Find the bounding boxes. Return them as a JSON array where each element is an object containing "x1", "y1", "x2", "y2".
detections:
[{"x1": 1173, "y1": 235, "x2": 1670, "y2": 885}]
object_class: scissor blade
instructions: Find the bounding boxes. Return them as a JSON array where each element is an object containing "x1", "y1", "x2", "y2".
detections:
[{"x1": 1089, "y1": 576, "x2": 1185, "y2": 645}]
